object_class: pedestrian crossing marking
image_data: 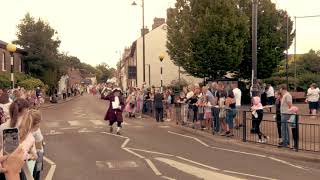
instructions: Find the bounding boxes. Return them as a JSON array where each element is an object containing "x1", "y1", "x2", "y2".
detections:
[
  {"x1": 46, "y1": 122, "x2": 60, "y2": 128},
  {"x1": 96, "y1": 161, "x2": 139, "y2": 169},
  {"x1": 68, "y1": 121, "x2": 82, "y2": 126},
  {"x1": 90, "y1": 120, "x2": 106, "y2": 126}
]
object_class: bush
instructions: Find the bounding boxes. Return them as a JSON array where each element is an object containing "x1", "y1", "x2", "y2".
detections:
[
  {"x1": 0, "y1": 74, "x2": 11, "y2": 89},
  {"x1": 17, "y1": 78, "x2": 45, "y2": 90}
]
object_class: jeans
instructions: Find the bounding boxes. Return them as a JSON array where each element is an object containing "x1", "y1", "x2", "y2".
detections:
[
  {"x1": 226, "y1": 109, "x2": 235, "y2": 129},
  {"x1": 212, "y1": 107, "x2": 220, "y2": 132},
  {"x1": 155, "y1": 108, "x2": 163, "y2": 122},
  {"x1": 281, "y1": 114, "x2": 290, "y2": 146}
]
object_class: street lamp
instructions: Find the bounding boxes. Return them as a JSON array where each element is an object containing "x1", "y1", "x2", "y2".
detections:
[
  {"x1": 6, "y1": 43, "x2": 16, "y2": 89},
  {"x1": 159, "y1": 52, "x2": 165, "y2": 93},
  {"x1": 132, "y1": 0, "x2": 146, "y2": 84}
]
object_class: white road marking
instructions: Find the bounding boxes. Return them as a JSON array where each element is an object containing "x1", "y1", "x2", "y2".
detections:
[
  {"x1": 123, "y1": 148, "x2": 145, "y2": 159},
  {"x1": 122, "y1": 122, "x2": 129, "y2": 125},
  {"x1": 121, "y1": 138, "x2": 130, "y2": 148},
  {"x1": 78, "y1": 128, "x2": 93, "y2": 133},
  {"x1": 268, "y1": 157, "x2": 307, "y2": 171},
  {"x1": 90, "y1": 120, "x2": 106, "y2": 126},
  {"x1": 158, "y1": 126, "x2": 170, "y2": 128},
  {"x1": 68, "y1": 121, "x2": 82, "y2": 126},
  {"x1": 45, "y1": 130, "x2": 63, "y2": 136},
  {"x1": 223, "y1": 170, "x2": 278, "y2": 180},
  {"x1": 145, "y1": 159, "x2": 162, "y2": 176},
  {"x1": 44, "y1": 156, "x2": 56, "y2": 180},
  {"x1": 107, "y1": 162, "x2": 114, "y2": 168},
  {"x1": 209, "y1": 146, "x2": 266, "y2": 158},
  {"x1": 155, "y1": 157, "x2": 244, "y2": 180},
  {"x1": 60, "y1": 127, "x2": 79, "y2": 130},
  {"x1": 127, "y1": 148, "x2": 174, "y2": 157},
  {"x1": 161, "y1": 176, "x2": 176, "y2": 180},
  {"x1": 101, "y1": 132, "x2": 129, "y2": 139},
  {"x1": 176, "y1": 156, "x2": 220, "y2": 171},
  {"x1": 168, "y1": 131, "x2": 209, "y2": 147}
]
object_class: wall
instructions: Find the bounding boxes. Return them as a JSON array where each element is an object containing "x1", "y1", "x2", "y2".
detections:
[
  {"x1": 0, "y1": 49, "x2": 23, "y2": 73},
  {"x1": 136, "y1": 24, "x2": 201, "y2": 88}
]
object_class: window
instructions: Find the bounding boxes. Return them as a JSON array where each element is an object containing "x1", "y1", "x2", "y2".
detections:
[{"x1": 1, "y1": 52, "x2": 6, "y2": 71}]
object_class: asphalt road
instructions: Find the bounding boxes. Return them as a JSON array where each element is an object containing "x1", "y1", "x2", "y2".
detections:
[{"x1": 40, "y1": 94, "x2": 320, "y2": 180}]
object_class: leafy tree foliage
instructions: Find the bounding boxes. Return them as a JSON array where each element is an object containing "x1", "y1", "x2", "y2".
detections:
[{"x1": 167, "y1": 0, "x2": 249, "y2": 78}]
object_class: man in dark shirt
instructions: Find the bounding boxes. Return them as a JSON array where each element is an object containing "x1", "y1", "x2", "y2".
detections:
[{"x1": 154, "y1": 89, "x2": 164, "y2": 122}]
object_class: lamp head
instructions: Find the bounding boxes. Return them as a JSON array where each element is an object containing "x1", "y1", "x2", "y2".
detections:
[
  {"x1": 132, "y1": 1, "x2": 137, "y2": 6},
  {"x1": 6, "y1": 43, "x2": 17, "y2": 53},
  {"x1": 159, "y1": 52, "x2": 165, "y2": 62}
]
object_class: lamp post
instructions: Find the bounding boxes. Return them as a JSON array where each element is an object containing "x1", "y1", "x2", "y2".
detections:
[
  {"x1": 146, "y1": 64, "x2": 151, "y2": 86},
  {"x1": 159, "y1": 52, "x2": 165, "y2": 93},
  {"x1": 6, "y1": 43, "x2": 16, "y2": 89},
  {"x1": 132, "y1": 0, "x2": 146, "y2": 84}
]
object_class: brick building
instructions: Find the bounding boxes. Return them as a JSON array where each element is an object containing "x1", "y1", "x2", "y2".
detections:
[{"x1": 0, "y1": 40, "x2": 26, "y2": 73}]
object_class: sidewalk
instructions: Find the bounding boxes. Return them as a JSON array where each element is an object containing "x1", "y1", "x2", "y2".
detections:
[{"x1": 40, "y1": 95, "x2": 80, "y2": 109}]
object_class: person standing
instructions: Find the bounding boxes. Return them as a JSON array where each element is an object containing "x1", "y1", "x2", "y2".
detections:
[
  {"x1": 251, "y1": 96, "x2": 268, "y2": 143},
  {"x1": 275, "y1": 91, "x2": 282, "y2": 143},
  {"x1": 279, "y1": 84, "x2": 292, "y2": 148},
  {"x1": 232, "y1": 83, "x2": 242, "y2": 129},
  {"x1": 154, "y1": 89, "x2": 164, "y2": 122},
  {"x1": 306, "y1": 83, "x2": 319, "y2": 116},
  {"x1": 210, "y1": 82, "x2": 219, "y2": 134},
  {"x1": 266, "y1": 84, "x2": 275, "y2": 105},
  {"x1": 104, "y1": 88, "x2": 125, "y2": 135},
  {"x1": 225, "y1": 91, "x2": 236, "y2": 137}
]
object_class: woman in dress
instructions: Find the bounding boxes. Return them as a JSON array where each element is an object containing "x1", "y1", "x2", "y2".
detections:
[{"x1": 104, "y1": 88, "x2": 125, "y2": 135}]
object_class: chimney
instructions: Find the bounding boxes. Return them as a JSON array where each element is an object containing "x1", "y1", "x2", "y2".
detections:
[
  {"x1": 141, "y1": 27, "x2": 149, "y2": 36},
  {"x1": 152, "y1": 17, "x2": 166, "y2": 30}
]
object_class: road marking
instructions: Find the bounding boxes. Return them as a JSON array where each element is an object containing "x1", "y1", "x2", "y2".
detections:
[
  {"x1": 60, "y1": 127, "x2": 79, "y2": 130},
  {"x1": 121, "y1": 138, "x2": 130, "y2": 148},
  {"x1": 223, "y1": 170, "x2": 278, "y2": 180},
  {"x1": 169, "y1": 131, "x2": 265, "y2": 157},
  {"x1": 161, "y1": 176, "x2": 176, "y2": 180},
  {"x1": 44, "y1": 156, "x2": 56, "y2": 180},
  {"x1": 90, "y1": 120, "x2": 106, "y2": 126},
  {"x1": 268, "y1": 157, "x2": 307, "y2": 171},
  {"x1": 45, "y1": 130, "x2": 63, "y2": 136},
  {"x1": 123, "y1": 148, "x2": 145, "y2": 159},
  {"x1": 68, "y1": 121, "x2": 82, "y2": 126},
  {"x1": 101, "y1": 132, "x2": 129, "y2": 139},
  {"x1": 145, "y1": 159, "x2": 162, "y2": 176},
  {"x1": 209, "y1": 146, "x2": 266, "y2": 158},
  {"x1": 158, "y1": 126, "x2": 170, "y2": 128},
  {"x1": 46, "y1": 122, "x2": 60, "y2": 128},
  {"x1": 127, "y1": 148, "x2": 175, "y2": 157},
  {"x1": 107, "y1": 162, "x2": 114, "y2": 168},
  {"x1": 78, "y1": 128, "x2": 93, "y2": 133},
  {"x1": 168, "y1": 131, "x2": 209, "y2": 147},
  {"x1": 122, "y1": 122, "x2": 129, "y2": 125},
  {"x1": 155, "y1": 157, "x2": 243, "y2": 180},
  {"x1": 176, "y1": 156, "x2": 220, "y2": 171}
]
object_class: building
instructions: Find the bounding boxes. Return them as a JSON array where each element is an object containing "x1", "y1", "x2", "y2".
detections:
[
  {"x1": 67, "y1": 68, "x2": 82, "y2": 87},
  {"x1": 119, "y1": 18, "x2": 201, "y2": 89},
  {"x1": 0, "y1": 40, "x2": 26, "y2": 73}
]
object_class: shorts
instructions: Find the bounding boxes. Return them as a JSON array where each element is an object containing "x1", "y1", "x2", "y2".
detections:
[{"x1": 309, "y1": 102, "x2": 318, "y2": 110}]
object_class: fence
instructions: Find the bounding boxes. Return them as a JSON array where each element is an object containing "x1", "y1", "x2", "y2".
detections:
[{"x1": 142, "y1": 101, "x2": 320, "y2": 152}]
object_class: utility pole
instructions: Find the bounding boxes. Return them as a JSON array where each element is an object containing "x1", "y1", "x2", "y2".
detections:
[
  {"x1": 294, "y1": 16, "x2": 297, "y2": 91},
  {"x1": 286, "y1": 14, "x2": 289, "y2": 89},
  {"x1": 251, "y1": 0, "x2": 259, "y2": 97},
  {"x1": 142, "y1": 0, "x2": 146, "y2": 84}
]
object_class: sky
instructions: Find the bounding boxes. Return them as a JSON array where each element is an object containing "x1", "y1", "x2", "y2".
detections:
[{"x1": 1, "y1": 0, "x2": 320, "y2": 68}]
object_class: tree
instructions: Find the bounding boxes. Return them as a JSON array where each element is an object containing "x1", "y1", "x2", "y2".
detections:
[
  {"x1": 167, "y1": 0, "x2": 249, "y2": 78},
  {"x1": 238, "y1": 0, "x2": 295, "y2": 79},
  {"x1": 95, "y1": 63, "x2": 114, "y2": 83},
  {"x1": 14, "y1": 13, "x2": 62, "y2": 88}
]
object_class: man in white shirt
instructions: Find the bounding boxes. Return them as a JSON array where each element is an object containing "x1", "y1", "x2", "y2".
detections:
[
  {"x1": 266, "y1": 84, "x2": 275, "y2": 105},
  {"x1": 232, "y1": 83, "x2": 242, "y2": 128}
]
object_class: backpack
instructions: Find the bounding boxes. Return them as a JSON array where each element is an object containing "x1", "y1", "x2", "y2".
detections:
[{"x1": 0, "y1": 107, "x2": 5, "y2": 124}]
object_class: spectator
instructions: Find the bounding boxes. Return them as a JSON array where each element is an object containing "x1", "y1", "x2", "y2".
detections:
[
  {"x1": 35, "y1": 87, "x2": 41, "y2": 99},
  {"x1": 165, "y1": 89, "x2": 173, "y2": 122},
  {"x1": 288, "y1": 106, "x2": 299, "y2": 149},
  {"x1": 218, "y1": 90, "x2": 227, "y2": 136},
  {"x1": 136, "y1": 88, "x2": 144, "y2": 119},
  {"x1": 154, "y1": 89, "x2": 164, "y2": 122},
  {"x1": 176, "y1": 91, "x2": 187, "y2": 125},
  {"x1": 266, "y1": 84, "x2": 275, "y2": 105},
  {"x1": 202, "y1": 86, "x2": 215, "y2": 130},
  {"x1": 279, "y1": 84, "x2": 292, "y2": 148},
  {"x1": 0, "y1": 91, "x2": 11, "y2": 124},
  {"x1": 306, "y1": 83, "x2": 319, "y2": 116},
  {"x1": 210, "y1": 82, "x2": 219, "y2": 134},
  {"x1": 225, "y1": 91, "x2": 236, "y2": 137},
  {"x1": 232, "y1": 83, "x2": 242, "y2": 129},
  {"x1": 187, "y1": 87, "x2": 199, "y2": 128},
  {"x1": 0, "y1": 147, "x2": 27, "y2": 180},
  {"x1": 251, "y1": 96, "x2": 268, "y2": 143},
  {"x1": 275, "y1": 91, "x2": 282, "y2": 143},
  {"x1": 196, "y1": 91, "x2": 205, "y2": 129}
]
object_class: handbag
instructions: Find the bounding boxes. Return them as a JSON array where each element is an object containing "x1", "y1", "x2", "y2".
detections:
[{"x1": 219, "y1": 108, "x2": 226, "y2": 119}]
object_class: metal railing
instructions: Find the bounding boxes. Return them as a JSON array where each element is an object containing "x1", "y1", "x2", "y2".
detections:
[{"x1": 142, "y1": 100, "x2": 320, "y2": 152}]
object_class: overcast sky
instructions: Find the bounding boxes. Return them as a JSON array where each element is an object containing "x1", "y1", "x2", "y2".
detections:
[{"x1": 1, "y1": 0, "x2": 319, "y2": 68}]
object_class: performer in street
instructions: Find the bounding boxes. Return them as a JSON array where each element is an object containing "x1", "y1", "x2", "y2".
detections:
[{"x1": 104, "y1": 88, "x2": 125, "y2": 135}]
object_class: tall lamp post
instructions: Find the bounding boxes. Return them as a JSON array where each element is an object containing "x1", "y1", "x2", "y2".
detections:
[
  {"x1": 159, "y1": 52, "x2": 165, "y2": 93},
  {"x1": 132, "y1": 0, "x2": 146, "y2": 84},
  {"x1": 251, "y1": 0, "x2": 259, "y2": 97},
  {"x1": 6, "y1": 43, "x2": 16, "y2": 89}
]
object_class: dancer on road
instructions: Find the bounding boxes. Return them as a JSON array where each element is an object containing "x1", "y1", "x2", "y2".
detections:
[{"x1": 104, "y1": 88, "x2": 125, "y2": 135}]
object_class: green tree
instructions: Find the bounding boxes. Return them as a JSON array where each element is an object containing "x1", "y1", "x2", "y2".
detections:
[
  {"x1": 96, "y1": 63, "x2": 113, "y2": 83},
  {"x1": 167, "y1": 0, "x2": 249, "y2": 78},
  {"x1": 14, "y1": 13, "x2": 62, "y2": 88},
  {"x1": 238, "y1": 0, "x2": 295, "y2": 79}
]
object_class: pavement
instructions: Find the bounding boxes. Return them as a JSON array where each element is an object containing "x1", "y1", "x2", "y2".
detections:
[{"x1": 40, "y1": 94, "x2": 320, "y2": 180}]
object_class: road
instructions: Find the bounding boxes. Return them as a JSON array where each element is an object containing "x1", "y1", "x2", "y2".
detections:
[{"x1": 40, "y1": 94, "x2": 320, "y2": 180}]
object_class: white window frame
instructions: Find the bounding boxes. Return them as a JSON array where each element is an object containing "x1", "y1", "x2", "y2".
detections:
[{"x1": 1, "y1": 52, "x2": 6, "y2": 71}]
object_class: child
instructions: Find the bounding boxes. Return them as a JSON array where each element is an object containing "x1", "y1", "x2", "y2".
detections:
[
  {"x1": 197, "y1": 93, "x2": 205, "y2": 129},
  {"x1": 251, "y1": 96, "x2": 269, "y2": 143},
  {"x1": 225, "y1": 92, "x2": 236, "y2": 137},
  {"x1": 288, "y1": 106, "x2": 299, "y2": 149}
]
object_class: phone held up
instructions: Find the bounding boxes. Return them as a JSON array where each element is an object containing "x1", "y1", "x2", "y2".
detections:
[{"x1": 2, "y1": 128, "x2": 19, "y2": 155}]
